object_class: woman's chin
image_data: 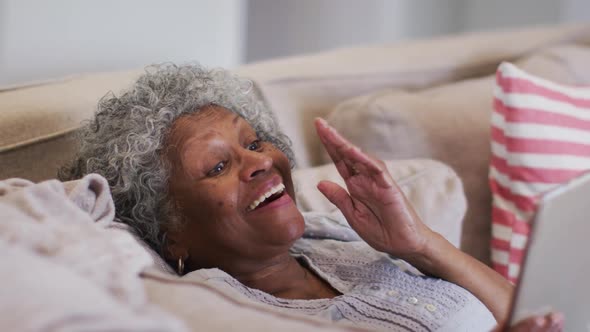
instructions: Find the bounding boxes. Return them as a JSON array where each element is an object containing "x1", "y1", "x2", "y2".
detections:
[
  {"x1": 284, "y1": 213, "x2": 306, "y2": 242},
  {"x1": 253, "y1": 208, "x2": 306, "y2": 245}
]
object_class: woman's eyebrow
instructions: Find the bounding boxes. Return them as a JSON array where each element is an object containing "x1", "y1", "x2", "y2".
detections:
[{"x1": 234, "y1": 115, "x2": 254, "y2": 135}]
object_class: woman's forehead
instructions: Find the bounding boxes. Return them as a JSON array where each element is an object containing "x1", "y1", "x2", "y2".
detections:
[
  {"x1": 165, "y1": 108, "x2": 245, "y2": 175},
  {"x1": 170, "y1": 107, "x2": 246, "y2": 141}
]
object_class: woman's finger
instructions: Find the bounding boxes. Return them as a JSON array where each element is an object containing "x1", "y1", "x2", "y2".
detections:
[
  {"x1": 317, "y1": 180, "x2": 357, "y2": 221},
  {"x1": 315, "y1": 118, "x2": 379, "y2": 172},
  {"x1": 316, "y1": 122, "x2": 361, "y2": 180},
  {"x1": 314, "y1": 118, "x2": 344, "y2": 162},
  {"x1": 315, "y1": 118, "x2": 392, "y2": 187}
]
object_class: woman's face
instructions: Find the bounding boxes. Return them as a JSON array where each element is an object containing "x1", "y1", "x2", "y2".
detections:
[{"x1": 165, "y1": 105, "x2": 305, "y2": 270}]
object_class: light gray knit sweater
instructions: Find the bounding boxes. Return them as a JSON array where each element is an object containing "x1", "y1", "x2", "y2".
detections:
[{"x1": 189, "y1": 238, "x2": 496, "y2": 332}]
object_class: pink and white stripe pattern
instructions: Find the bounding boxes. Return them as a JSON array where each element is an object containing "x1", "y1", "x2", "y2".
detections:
[{"x1": 490, "y1": 62, "x2": 590, "y2": 282}]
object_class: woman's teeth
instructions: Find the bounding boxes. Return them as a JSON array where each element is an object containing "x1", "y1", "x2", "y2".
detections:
[{"x1": 248, "y1": 183, "x2": 285, "y2": 211}]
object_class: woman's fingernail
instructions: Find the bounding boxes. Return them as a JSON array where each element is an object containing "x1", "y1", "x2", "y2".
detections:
[{"x1": 535, "y1": 317, "x2": 545, "y2": 326}]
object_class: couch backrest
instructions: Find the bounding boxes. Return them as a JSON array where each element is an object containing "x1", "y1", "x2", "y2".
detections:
[
  {"x1": 2, "y1": 24, "x2": 589, "y2": 181},
  {"x1": 235, "y1": 24, "x2": 590, "y2": 167},
  {"x1": 0, "y1": 71, "x2": 143, "y2": 181}
]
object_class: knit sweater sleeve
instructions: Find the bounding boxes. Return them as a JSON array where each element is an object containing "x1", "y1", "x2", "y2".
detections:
[{"x1": 436, "y1": 294, "x2": 497, "y2": 332}]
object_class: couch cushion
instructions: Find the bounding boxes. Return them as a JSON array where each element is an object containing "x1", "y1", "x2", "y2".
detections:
[
  {"x1": 323, "y1": 44, "x2": 590, "y2": 264},
  {"x1": 490, "y1": 62, "x2": 590, "y2": 282}
]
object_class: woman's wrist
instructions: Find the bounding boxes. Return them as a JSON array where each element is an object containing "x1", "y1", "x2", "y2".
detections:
[{"x1": 397, "y1": 230, "x2": 456, "y2": 277}]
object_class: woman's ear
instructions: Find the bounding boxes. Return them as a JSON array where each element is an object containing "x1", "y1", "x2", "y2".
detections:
[
  {"x1": 162, "y1": 228, "x2": 189, "y2": 262},
  {"x1": 161, "y1": 199, "x2": 190, "y2": 262}
]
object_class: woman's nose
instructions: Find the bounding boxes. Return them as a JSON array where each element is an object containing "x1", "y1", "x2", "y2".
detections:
[{"x1": 240, "y1": 150, "x2": 272, "y2": 181}]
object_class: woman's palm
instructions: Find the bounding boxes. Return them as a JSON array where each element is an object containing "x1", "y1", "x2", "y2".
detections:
[{"x1": 315, "y1": 119, "x2": 431, "y2": 257}]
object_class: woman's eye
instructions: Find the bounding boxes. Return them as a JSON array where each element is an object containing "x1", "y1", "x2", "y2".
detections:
[
  {"x1": 247, "y1": 139, "x2": 262, "y2": 151},
  {"x1": 207, "y1": 161, "x2": 226, "y2": 177}
]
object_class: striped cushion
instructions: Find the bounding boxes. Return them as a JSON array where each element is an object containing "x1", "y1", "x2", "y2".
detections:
[{"x1": 490, "y1": 62, "x2": 590, "y2": 282}]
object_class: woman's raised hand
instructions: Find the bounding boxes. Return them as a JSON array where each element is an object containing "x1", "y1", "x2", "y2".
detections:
[
  {"x1": 314, "y1": 118, "x2": 434, "y2": 258},
  {"x1": 314, "y1": 118, "x2": 562, "y2": 330}
]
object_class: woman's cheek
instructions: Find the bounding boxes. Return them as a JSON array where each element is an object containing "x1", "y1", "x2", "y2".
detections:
[{"x1": 205, "y1": 183, "x2": 240, "y2": 215}]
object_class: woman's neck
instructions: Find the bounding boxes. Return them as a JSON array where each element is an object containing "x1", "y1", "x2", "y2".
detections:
[{"x1": 230, "y1": 254, "x2": 340, "y2": 300}]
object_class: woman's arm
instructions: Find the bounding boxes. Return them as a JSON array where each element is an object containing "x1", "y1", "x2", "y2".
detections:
[
  {"x1": 314, "y1": 118, "x2": 512, "y2": 322},
  {"x1": 405, "y1": 231, "x2": 513, "y2": 323}
]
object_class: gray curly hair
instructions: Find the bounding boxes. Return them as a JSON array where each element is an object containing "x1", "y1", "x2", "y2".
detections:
[{"x1": 59, "y1": 63, "x2": 294, "y2": 255}]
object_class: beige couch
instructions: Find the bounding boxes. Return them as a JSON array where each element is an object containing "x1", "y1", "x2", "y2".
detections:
[
  {"x1": 1, "y1": 23, "x2": 590, "y2": 331},
  {"x1": 4, "y1": 23, "x2": 589, "y2": 262}
]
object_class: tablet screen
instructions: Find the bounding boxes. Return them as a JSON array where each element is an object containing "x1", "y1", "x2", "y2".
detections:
[{"x1": 509, "y1": 172, "x2": 590, "y2": 332}]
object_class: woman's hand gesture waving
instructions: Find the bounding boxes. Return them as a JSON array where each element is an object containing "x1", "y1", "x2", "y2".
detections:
[
  {"x1": 314, "y1": 118, "x2": 434, "y2": 259},
  {"x1": 314, "y1": 118, "x2": 517, "y2": 325}
]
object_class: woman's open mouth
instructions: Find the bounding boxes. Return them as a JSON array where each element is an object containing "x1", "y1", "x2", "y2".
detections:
[{"x1": 248, "y1": 183, "x2": 287, "y2": 211}]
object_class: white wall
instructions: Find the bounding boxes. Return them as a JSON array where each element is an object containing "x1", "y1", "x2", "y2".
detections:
[
  {"x1": 245, "y1": 0, "x2": 588, "y2": 63},
  {"x1": 459, "y1": 0, "x2": 562, "y2": 32},
  {"x1": 0, "y1": 0, "x2": 246, "y2": 86},
  {"x1": 1, "y1": 0, "x2": 588, "y2": 85},
  {"x1": 561, "y1": 0, "x2": 590, "y2": 22},
  {"x1": 246, "y1": 0, "x2": 461, "y2": 63}
]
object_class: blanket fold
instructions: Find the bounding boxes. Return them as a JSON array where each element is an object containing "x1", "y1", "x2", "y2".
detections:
[{"x1": 0, "y1": 174, "x2": 186, "y2": 332}]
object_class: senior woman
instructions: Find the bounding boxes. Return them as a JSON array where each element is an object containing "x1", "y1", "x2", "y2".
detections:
[{"x1": 59, "y1": 64, "x2": 562, "y2": 332}]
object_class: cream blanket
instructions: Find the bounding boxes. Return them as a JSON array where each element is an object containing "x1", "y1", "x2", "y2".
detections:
[{"x1": 0, "y1": 174, "x2": 186, "y2": 331}]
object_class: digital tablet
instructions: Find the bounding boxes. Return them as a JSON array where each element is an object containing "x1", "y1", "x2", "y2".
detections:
[{"x1": 508, "y1": 172, "x2": 590, "y2": 331}]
